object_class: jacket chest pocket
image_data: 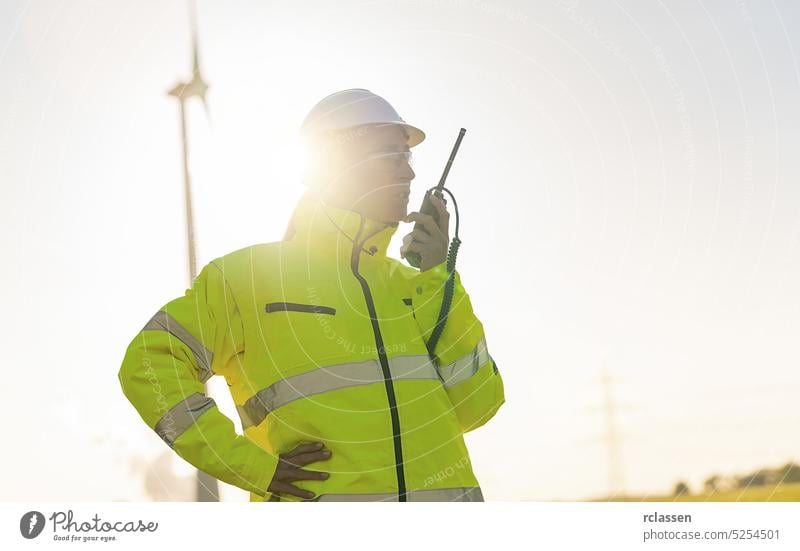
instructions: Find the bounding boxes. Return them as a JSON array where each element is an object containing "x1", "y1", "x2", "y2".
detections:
[
  {"x1": 265, "y1": 302, "x2": 337, "y2": 315},
  {"x1": 261, "y1": 301, "x2": 342, "y2": 365}
]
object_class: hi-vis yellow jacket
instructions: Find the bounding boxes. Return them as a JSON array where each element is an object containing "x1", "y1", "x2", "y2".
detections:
[{"x1": 118, "y1": 193, "x2": 505, "y2": 502}]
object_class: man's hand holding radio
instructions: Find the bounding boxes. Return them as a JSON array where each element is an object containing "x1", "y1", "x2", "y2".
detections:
[{"x1": 400, "y1": 192, "x2": 450, "y2": 272}]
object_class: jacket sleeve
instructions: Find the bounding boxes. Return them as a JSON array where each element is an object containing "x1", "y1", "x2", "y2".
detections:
[
  {"x1": 118, "y1": 260, "x2": 279, "y2": 498},
  {"x1": 409, "y1": 261, "x2": 505, "y2": 433}
]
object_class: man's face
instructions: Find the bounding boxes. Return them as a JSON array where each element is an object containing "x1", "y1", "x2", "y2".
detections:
[{"x1": 316, "y1": 124, "x2": 416, "y2": 224}]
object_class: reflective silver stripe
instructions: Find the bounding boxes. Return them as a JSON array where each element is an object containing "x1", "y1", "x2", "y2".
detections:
[
  {"x1": 154, "y1": 392, "x2": 216, "y2": 448},
  {"x1": 438, "y1": 335, "x2": 491, "y2": 389},
  {"x1": 238, "y1": 355, "x2": 439, "y2": 429},
  {"x1": 314, "y1": 487, "x2": 484, "y2": 502},
  {"x1": 143, "y1": 310, "x2": 214, "y2": 383}
]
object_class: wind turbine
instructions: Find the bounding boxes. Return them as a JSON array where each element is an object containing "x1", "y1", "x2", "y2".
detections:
[{"x1": 167, "y1": 0, "x2": 219, "y2": 503}]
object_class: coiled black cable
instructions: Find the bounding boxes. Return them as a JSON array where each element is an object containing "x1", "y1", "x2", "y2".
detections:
[{"x1": 425, "y1": 185, "x2": 461, "y2": 362}]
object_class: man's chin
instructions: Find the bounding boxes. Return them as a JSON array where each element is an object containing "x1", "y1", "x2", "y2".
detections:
[
  {"x1": 393, "y1": 206, "x2": 409, "y2": 224},
  {"x1": 379, "y1": 205, "x2": 407, "y2": 225}
]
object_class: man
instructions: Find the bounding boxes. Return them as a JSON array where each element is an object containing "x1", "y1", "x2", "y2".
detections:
[{"x1": 118, "y1": 88, "x2": 505, "y2": 502}]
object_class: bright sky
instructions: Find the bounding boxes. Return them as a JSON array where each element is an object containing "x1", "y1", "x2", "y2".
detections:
[{"x1": 1, "y1": 0, "x2": 799, "y2": 502}]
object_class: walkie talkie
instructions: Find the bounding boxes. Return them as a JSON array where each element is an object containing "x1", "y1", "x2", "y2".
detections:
[{"x1": 404, "y1": 128, "x2": 466, "y2": 269}]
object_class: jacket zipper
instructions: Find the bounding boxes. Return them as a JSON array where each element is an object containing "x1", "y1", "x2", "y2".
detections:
[{"x1": 349, "y1": 218, "x2": 407, "y2": 502}]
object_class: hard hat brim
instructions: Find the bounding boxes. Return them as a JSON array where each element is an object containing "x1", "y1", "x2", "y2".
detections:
[
  {"x1": 355, "y1": 121, "x2": 425, "y2": 148},
  {"x1": 402, "y1": 123, "x2": 426, "y2": 148}
]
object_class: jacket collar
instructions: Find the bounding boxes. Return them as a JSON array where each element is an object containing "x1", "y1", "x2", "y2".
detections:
[{"x1": 286, "y1": 191, "x2": 399, "y2": 258}]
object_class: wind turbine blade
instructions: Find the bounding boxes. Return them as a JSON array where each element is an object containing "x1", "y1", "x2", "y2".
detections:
[
  {"x1": 201, "y1": 95, "x2": 213, "y2": 127},
  {"x1": 189, "y1": 0, "x2": 201, "y2": 77}
]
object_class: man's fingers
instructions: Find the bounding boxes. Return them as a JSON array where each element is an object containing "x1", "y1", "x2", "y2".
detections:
[
  {"x1": 270, "y1": 480, "x2": 315, "y2": 500},
  {"x1": 408, "y1": 228, "x2": 432, "y2": 244},
  {"x1": 270, "y1": 442, "x2": 330, "y2": 500},
  {"x1": 283, "y1": 442, "x2": 325, "y2": 458},
  {"x1": 429, "y1": 194, "x2": 450, "y2": 233},
  {"x1": 284, "y1": 468, "x2": 330, "y2": 483},
  {"x1": 405, "y1": 212, "x2": 444, "y2": 240},
  {"x1": 286, "y1": 449, "x2": 332, "y2": 467}
]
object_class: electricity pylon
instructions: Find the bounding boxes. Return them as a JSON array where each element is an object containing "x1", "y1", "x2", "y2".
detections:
[{"x1": 599, "y1": 357, "x2": 626, "y2": 498}]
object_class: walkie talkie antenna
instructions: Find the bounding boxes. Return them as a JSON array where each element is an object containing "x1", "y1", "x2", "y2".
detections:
[{"x1": 434, "y1": 128, "x2": 466, "y2": 195}]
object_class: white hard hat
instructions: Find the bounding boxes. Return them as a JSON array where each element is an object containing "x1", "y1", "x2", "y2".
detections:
[{"x1": 300, "y1": 88, "x2": 425, "y2": 149}]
